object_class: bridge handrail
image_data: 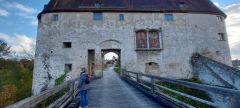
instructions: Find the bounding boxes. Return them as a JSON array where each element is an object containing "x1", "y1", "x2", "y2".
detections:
[
  {"x1": 122, "y1": 70, "x2": 240, "y2": 108},
  {"x1": 6, "y1": 78, "x2": 79, "y2": 108}
]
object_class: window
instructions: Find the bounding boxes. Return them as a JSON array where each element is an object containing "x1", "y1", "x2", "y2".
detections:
[
  {"x1": 179, "y1": 2, "x2": 185, "y2": 8},
  {"x1": 217, "y1": 16, "x2": 223, "y2": 22},
  {"x1": 136, "y1": 30, "x2": 162, "y2": 49},
  {"x1": 165, "y1": 14, "x2": 174, "y2": 21},
  {"x1": 119, "y1": 14, "x2": 125, "y2": 21},
  {"x1": 65, "y1": 64, "x2": 72, "y2": 72},
  {"x1": 148, "y1": 31, "x2": 160, "y2": 48},
  {"x1": 218, "y1": 33, "x2": 226, "y2": 41},
  {"x1": 63, "y1": 42, "x2": 72, "y2": 48},
  {"x1": 145, "y1": 62, "x2": 159, "y2": 74},
  {"x1": 52, "y1": 15, "x2": 59, "y2": 21},
  {"x1": 94, "y1": 3, "x2": 102, "y2": 7},
  {"x1": 93, "y1": 12, "x2": 103, "y2": 21},
  {"x1": 136, "y1": 30, "x2": 148, "y2": 48}
]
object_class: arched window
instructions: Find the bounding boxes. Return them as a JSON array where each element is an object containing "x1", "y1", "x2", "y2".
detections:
[{"x1": 135, "y1": 29, "x2": 162, "y2": 49}]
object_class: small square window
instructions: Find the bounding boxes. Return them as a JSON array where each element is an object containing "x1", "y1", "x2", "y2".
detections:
[
  {"x1": 165, "y1": 14, "x2": 174, "y2": 21},
  {"x1": 65, "y1": 64, "x2": 72, "y2": 72},
  {"x1": 52, "y1": 15, "x2": 59, "y2": 21},
  {"x1": 218, "y1": 33, "x2": 226, "y2": 41},
  {"x1": 217, "y1": 16, "x2": 223, "y2": 22},
  {"x1": 63, "y1": 42, "x2": 72, "y2": 48},
  {"x1": 119, "y1": 14, "x2": 125, "y2": 21},
  {"x1": 93, "y1": 13, "x2": 103, "y2": 21}
]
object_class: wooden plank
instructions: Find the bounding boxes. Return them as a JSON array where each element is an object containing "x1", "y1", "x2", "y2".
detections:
[
  {"x1": 154, "y1": 84, "x2": 216, "y2": 107},
  {"x1": 47, "y1": 91, "x2": 72, "y2": 108},
  {"x1": 6, "y1": 78, "x2": 78, "y2": 108},
  {"x1": 125, "y1": 71, "x2": 240, "y2": 96},
  {"x1": 155, "y1": 91, "x2": 196, "y2": 108}
]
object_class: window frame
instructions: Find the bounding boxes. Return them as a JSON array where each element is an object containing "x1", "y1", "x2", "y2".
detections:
[
  {"x1": 178, "y1": 2, "x2": 185, "y2": 8},
  {"x1": 218, "y1": 33, "x2": 226, "y2": 41},
  {"x1": 52, "y1": 14, "x2": 59, "y2": 21},
  {"x1": 135, "y1": 29, "x2": 163, "y2": 50},
  {"x1": 135, "y1": 30, "x2": 148, "y2": 49},
  {"x1": 164, "y1": 14, "x2": 174, "y2": 21},
  {"x1": 93, "y1": 12, "x2": 103, "y2": 21},
  {"x1": 217, "y1": 16, "x2": 223, "y2": 22},
  {"x1": 119, "y1": 14, "x2": 125, "y2": 21},
  {"x1": 63, "y1": 42, "x2": 72, "y2": 48},
  {"x1": 64, "y1": 64, "x2": 72, "y2": 72}
]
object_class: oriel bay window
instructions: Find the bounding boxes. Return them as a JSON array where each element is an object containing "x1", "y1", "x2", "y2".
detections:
[{"x1": 136, "y1": 29, "x2": 162, "y2": 49}]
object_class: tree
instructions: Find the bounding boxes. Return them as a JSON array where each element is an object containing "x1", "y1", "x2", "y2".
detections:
[
  {"x1": 0, "y1": 40, "x2": 11, "y2": 58},
  {"x1": 21, "y1": 45, "x2": 35, "y2": 60}
]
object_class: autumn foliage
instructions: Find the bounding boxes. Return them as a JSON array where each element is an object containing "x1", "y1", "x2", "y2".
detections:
[{"x1": 0, "y1": 58, "x2": 33, "y2": 108}]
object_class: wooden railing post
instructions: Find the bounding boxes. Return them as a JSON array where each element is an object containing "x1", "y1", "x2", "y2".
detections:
[
  {"x1": 127, "y1": 71, "x2": 130, "y2": 78},
  {"x1": 136, "y1": 73, "x2": 140, "y2": 83},
  {"x1": 121, "y1": 69, "x2": 124, "y2": 76},
  {"x1": 71, "y1": 82, "x2": 75, "y2": 99},
  {"x1": 120, "y1": 68, "x2": 123, "y2": 76},
  {"x1": 150, "y1": 77, "x2": 155, "y2": 94}
]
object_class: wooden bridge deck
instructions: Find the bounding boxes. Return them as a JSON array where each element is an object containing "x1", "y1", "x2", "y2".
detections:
[{"x1": 86, "y1": 67, "x2": 163, "y2": 108}]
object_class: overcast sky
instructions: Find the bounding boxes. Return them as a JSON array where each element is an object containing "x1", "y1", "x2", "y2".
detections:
[{"x1": 0, "y1": 0, "x2": 239, "y2": 59}]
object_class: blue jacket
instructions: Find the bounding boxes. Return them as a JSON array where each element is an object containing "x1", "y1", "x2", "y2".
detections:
[{"x1": 78, "y1": 72, "x2": 89, "y2": 91}]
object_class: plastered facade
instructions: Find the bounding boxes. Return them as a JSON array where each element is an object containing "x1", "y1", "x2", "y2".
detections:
[{"x1": 32, "y1": 12, "x2": 232, "y2": 95}]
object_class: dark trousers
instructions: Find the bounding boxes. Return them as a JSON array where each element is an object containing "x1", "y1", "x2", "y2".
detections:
[{"x1": 79, "y1": 90, "x2": 88, "y2": 107}]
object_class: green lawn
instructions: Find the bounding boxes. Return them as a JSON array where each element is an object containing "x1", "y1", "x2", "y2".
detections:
[
  {"x1": 156, "y1": 78, "x2": 213, "y2": 108},
  {"x1": 114, "y1": 67, "x2": 121, "y2": 74}
]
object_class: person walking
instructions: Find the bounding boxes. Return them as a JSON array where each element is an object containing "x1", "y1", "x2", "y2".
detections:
[{"x1": 78, "y1": 67, "x2": 90, "y2": 108}]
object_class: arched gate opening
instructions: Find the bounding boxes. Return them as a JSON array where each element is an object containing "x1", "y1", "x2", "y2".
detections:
[{"x1": 101, "y1": 49, "x2": 121, "y2": 72}]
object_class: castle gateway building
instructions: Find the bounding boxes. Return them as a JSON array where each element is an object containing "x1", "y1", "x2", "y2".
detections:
[{"x1": 33, "y1": 0, "x2": 232, "y2": 94}]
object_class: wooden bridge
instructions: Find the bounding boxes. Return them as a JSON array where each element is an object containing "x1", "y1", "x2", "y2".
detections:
[{"x1": 6, "y1": 67, "x2": 240, "y2": 108}]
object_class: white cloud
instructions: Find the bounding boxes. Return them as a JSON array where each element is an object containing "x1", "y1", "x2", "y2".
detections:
[
  {"x1": 7, "y1": 2, "x2": 36, "y2": 14},
  {"x1": 0, "y1": 8, "x2": 9, "y2": 16},
  {"x1": 0, "y1": 33, "x2": 35, "y2": 52},
  {"x1": 213, "y1": 2, "x2": 220, "y2": 8},
  {"x1": 31, "y1": 20, "x2": 38, "y2": 26},
  {"x1": 4, "y1": 2, "x2": 38, "y2": 26},
  {"x1": 16, "y1": 12, "x2": 35, "y2": 19},
  {"x1": 223, "y1": 4, "x2": 240, "y2": 59}
]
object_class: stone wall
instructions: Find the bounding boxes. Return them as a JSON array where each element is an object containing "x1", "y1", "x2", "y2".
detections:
[
  {"x1": 232, "y1": 60, "x2": 240, "y2": 69},
  {"x1": 32, "y1": 12, "x2": 232, "y2": 95},
  {"x1": 192, "y1": 54, "x2": 240, "y2": 108},
  {"x1": 193, "y1": 54, "x2": 240, "y2": 89}
]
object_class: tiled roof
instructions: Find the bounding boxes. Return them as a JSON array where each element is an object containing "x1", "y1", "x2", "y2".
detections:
[{"x1": 38, "y1": 0, "x2": 225, "y2": 19}]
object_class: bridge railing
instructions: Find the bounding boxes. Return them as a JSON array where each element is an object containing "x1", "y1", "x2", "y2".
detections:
[
  {"x1": 6, "y1": 78, "x2": 80, "y2": 108},
  {"x1": 122, "y1": 70, "x2": 240, "y2": 108}
]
